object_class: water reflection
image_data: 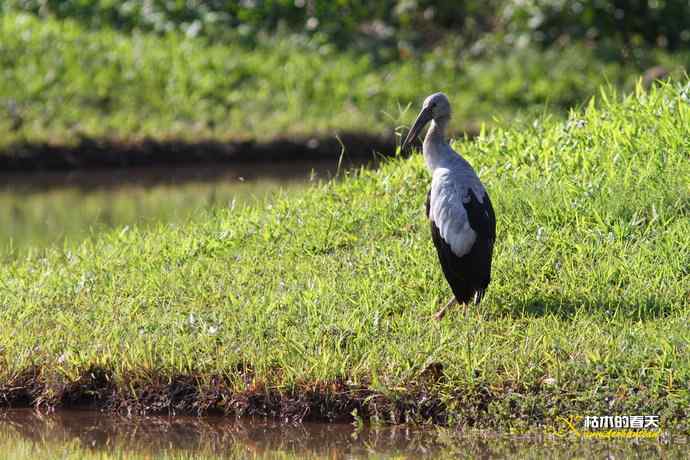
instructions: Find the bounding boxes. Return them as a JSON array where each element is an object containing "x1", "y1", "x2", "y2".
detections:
[
  {"x1": 0, "y1": 409, "x2": 685, "y2": 459},
  {"x1": 1, "y1": 159, "x2": 377, "y2": 256},
  {"x1": 1, "y1": 410, "x2": 441, "y2": 458},
  {"x1": 1, "y1": 158, "x2": 375, "y2": 191}
]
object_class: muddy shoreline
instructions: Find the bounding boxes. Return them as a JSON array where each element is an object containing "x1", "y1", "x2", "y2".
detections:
[
  {"x1": 4, "y1": 367, "x2": 685, "y2": 431},
  {"x1": 0, "y1": 367, "x2": 449, "y2": 424},
  {"x1": 4, "y1": 367, "x2": 687, "y2": 433},
  {"x1": 0, "y1": 133, "x2": 398, "y2": 173}
]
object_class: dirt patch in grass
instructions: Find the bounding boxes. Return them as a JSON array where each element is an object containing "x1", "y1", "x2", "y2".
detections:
[{"x1": 0, "y1": 133, "x2": 399, "y2": 172}]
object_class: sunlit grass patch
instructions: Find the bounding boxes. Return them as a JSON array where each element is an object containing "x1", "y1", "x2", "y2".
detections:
[{"x1": 0, "y1": 83, "x2": 688, "y2": 429}]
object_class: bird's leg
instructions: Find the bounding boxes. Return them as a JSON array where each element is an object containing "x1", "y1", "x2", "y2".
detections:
[{"x1": 434, "y1": 297, "x2": 457, "y2": 321}]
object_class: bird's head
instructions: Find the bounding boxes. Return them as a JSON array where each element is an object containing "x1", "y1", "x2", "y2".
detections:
[{"x1": 401, "y1": 92, "x2": 451, "y2": 152}]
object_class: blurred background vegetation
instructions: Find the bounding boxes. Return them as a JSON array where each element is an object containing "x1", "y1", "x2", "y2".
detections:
[
  {"x1": 1, "y1": 1, "x2": 689, "y2": 255},
  {"x1": 2, "y1": 0, "x2": 689, "y2": 147},
  {"x1": 6, "y1": 0, "x2": 690, "y2": 54}
]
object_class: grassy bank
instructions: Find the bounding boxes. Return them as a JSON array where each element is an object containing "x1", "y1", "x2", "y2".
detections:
[
  {"x1": 1, "y1": 83, "x2": 689, "y2": 430},
  {"x1": 2, "y1": 12, "x2": 688, "y2": 150}
]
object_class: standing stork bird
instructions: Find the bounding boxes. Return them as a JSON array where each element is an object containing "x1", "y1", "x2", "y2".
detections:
[{"x1": 402, "y1": 93, "x2": 496, "y2": 320}]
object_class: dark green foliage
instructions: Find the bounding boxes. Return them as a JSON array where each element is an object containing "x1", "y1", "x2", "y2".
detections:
[
  {"x1": 2, "y1": 0, "x2": 494, "y2": 50},
  {"x1": 5, "y1": 1, "x2": 690, "y2": 52},
  {"x1": 505, "y1": 0, "x2": 690, "y2": 50}
]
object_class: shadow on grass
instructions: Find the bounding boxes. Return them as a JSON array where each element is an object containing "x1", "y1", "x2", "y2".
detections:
[{"x1": 504, "y1": 294, "x2": 675, "y2": 321}]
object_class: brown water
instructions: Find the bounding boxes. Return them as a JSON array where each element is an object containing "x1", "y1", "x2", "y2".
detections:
[{"x1": 0, "y1": 409, "x2": 687, "y2": 459}]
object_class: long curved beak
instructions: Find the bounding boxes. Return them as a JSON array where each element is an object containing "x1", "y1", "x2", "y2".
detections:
[{"x1": 401, "y1": 106, "x2": 433, "y2": 153}]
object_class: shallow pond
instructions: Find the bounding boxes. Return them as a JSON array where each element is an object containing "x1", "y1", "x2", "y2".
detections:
[
  {"x1": 0, "y1": 409, "x2": 687, "y2": 459},
  {"x1": 1, "y1": 159, "x2": 372, "y2": 257}
]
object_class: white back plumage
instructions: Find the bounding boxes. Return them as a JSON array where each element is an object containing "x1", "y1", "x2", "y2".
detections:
[{"x1": 425, "y1": 133, "x2": 487, "y2": 258}]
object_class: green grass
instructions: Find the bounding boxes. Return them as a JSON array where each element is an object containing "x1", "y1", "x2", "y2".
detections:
[
  {"x1": 2, "y1": 12, "x2": 688, "y2": 149},
  {"x1": 1, "y1": 83, "x2": 689, "y2": 429}
]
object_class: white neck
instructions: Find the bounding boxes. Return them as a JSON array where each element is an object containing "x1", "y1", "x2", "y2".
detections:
[{"x1": 423, "y1": 116, "x2": 454, "y2": 171}]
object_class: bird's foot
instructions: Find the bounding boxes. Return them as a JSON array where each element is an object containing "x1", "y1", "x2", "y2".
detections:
[
  {"x1": 433, "y1": 297, "x2": 457, "y2": 321},
  {"x1": 433, "y1": 309, "x2": 446, "y2": 321}
]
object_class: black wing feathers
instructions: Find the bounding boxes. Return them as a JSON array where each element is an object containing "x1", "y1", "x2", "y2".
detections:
[{"x1": 428, "y1": 188, "x2": 496, "y2": 305}]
